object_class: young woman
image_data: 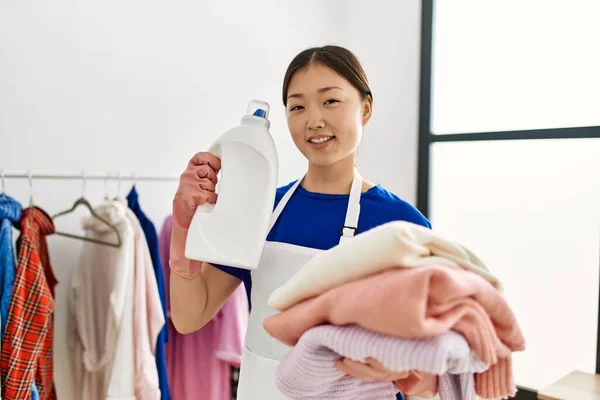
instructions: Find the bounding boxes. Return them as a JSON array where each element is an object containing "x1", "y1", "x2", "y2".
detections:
[{"x1": 169, "y1": 45, "x2": 431, "y2": 399}]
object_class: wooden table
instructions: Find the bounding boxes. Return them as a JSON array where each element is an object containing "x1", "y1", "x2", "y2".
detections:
[{"x1": 537, "y1": 370, "x2": 600, "y2": 400}]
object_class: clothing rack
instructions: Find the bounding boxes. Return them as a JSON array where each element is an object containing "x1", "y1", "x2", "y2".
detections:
[
  {"x1": 1, "y1": 170, "x2": 179, "y2": 182},
  {"x1": 1, "y1": 169, "x2": 179, "y2": 210}
]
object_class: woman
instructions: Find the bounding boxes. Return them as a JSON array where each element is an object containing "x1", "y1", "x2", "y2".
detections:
[{"x1": 169, "y1": 45, "x2": 431, "y2": 399}]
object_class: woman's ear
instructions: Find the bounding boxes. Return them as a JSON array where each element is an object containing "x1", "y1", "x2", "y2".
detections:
[{"x1": 362, "y1": 98, "x2": 373, "y2": 125}]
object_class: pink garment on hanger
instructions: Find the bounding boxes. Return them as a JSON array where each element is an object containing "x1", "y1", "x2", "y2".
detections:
[
  {"x1": 159, "y1": 215, "x2": 248, "y2": 400},
  {"x1": 264, "y1": 265, "x2": 525, "y2": 400}
]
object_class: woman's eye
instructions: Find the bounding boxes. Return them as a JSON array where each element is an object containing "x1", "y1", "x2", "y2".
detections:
[
  {"x1": 324, "y1": 99, "x2": 339, "y2": 105},
  {"x1": 290, "y1": 105, "x2": 304, "y2": 111}
]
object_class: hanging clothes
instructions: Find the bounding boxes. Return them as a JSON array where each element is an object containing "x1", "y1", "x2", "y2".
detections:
[
  {"x1": 158, "y1": 215, "x2": 248, "y2": 400},
  {"x1": 0, "y1": 194, "x2": 21, "y2": 340},
  {"x1": 31, "y1": 385, "x2": 39, "y2": 400},
  {"x1": 118, "y1": 197, "x2": 164, "y2": 399},
  {"x1": 0, "y1": 206, "x2": 57, "y2": 400},
  {"x1": 35, "y1": 208, "x2": 58, "y2": 400},
  {"x1": 127, "y1": 186, "x2": 170, "y2": 400},
  {"x1": 0, "y1": 197, "x2": 47, "y2": 400},
  {"x1": 69, "y1": 199, "x2": 165, "y2": 400},
  {"x1": 68, "y1": 200, "x2": 136, "y2": 400}
]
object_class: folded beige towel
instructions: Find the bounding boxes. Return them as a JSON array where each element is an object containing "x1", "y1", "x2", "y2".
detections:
[{"x1": 268, "y1": 221, "x2": 500, "y2": 312}]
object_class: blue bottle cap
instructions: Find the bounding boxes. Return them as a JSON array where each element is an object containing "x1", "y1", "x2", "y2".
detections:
[
  {"x1": 246, "y1": 100, "x2": 270, "y2": 120},
  {"x1": 253, "y1": 109, "x2": 267, "y2": 118}
]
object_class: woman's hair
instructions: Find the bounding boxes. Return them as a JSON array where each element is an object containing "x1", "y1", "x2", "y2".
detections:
[{"x1": 282, "y1": 45, "x2": 373, "y2": 107}]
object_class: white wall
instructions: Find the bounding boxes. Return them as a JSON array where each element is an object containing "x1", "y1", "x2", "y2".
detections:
[
  {"x1": 0, "y1": 1, "x2": 422, "y2": 398},
  {"x1": 340, "y1": 0, "x2": 423, "y2": 201}
]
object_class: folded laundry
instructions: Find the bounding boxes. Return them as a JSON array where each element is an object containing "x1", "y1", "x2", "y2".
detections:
[
  {"x1": 268, "y1": 221, "x2": 501, "y2": 312},
  {"x1": 276, "y1": 325, "x2": 488, "y2": 400},
  {"x1": 264, "y1": 265, "x2": 524, "y2": 399}
]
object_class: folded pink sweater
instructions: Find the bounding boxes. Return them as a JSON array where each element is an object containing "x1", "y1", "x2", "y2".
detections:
[
  {"x1": 276, "y1": 325, "x2": 488, "y2": 400},
  {"x1": 263, "y1": 265, "x2": 525, "y2": 399}
]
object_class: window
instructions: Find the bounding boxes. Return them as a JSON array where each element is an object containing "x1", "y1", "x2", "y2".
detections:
[
  {"x1": 429, "y1": 138, "x2": 600, "y2": 389},
  {"x1": 430, "y1": 0, "x2": 600, "y2": 135}
]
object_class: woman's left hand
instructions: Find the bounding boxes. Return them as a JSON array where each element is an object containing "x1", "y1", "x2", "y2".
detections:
[
  {"x1": 335, "y1": 357, "x2": 410, "y2": 382},
  {"x1": 335, "y1": 358, "x2": 439, "y2": 398}
]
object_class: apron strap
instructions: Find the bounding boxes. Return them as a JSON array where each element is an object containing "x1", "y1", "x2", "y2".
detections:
[
  {"x1": 339, "y1": 169, "x2": 362, "y2": 244},
  {"x1": 268, "y1": 169, "x2": 363, "y2": 242},
  {"x1": 268, "y1": 178, "x2": 302, "y2": 232}
]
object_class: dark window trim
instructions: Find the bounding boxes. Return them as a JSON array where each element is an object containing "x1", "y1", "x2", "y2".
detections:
[
  {"x1": 430, "y1": 126, "x2": 600, "y2": 143},
  {"x1": 417, "y1": 0, "x2": 434, "y2": 220},
  {"x1": 515, "y1": 386, "x2": 539, "y2": 400},
  {"x1": 416, "y1": 0, "x2": 600, "y2": 386}
]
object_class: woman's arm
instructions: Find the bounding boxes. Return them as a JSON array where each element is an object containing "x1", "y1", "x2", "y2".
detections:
[
  {"x1": 170, "y1": 262, "x2": 241, "y2": 334},
  {"x1": 169, "y1": 151, "x2": 239, "y2": 334}
]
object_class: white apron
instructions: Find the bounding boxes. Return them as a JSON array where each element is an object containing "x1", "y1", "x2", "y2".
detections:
[{"x1": 236, "y1": 170, "x2": 363, "y2": 399}]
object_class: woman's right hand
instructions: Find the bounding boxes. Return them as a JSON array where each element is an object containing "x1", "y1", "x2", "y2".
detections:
[
  {"x1": 173, "y1": 151, "x2": 221, "y2": 228},
  {"x1": 170, "y1": 151, "x2": 221, "y2": 279}
]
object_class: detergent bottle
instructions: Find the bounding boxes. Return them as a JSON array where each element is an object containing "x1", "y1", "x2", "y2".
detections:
[{"x1": 185, "y1": 100, "x2": 279, "y2": 270}]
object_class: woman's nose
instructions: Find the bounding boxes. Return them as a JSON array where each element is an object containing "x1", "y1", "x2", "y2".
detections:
[{"x1": 307, "y1": 109, "x2": 325, "y2": 130}]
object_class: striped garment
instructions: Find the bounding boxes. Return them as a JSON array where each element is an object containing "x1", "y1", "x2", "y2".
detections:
[{"x1": 276, "y1": 325, "x2": 488, "y2": 400}]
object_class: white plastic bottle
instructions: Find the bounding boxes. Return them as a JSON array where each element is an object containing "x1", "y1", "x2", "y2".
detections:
[{"x1": 184, "y1": 100, "x2": 279, "y2": 270}]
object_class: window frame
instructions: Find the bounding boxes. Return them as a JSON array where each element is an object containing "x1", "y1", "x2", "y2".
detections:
[{"x1": 416, "y1": 0, "x2": 600, "y2": 397}]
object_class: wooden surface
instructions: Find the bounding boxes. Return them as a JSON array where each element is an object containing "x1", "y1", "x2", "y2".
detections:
[{"x1": 537, "y1": 370, "x2": 600, "y2": 400}]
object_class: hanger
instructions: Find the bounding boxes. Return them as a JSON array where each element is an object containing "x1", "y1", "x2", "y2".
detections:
[
  {"x1": 28, "y1": 170, "x2": 34, "y2": 206},
  {"x1": 113, "y1": 170, "x2": 123, "y2": 201},
  {"x1": 52, "y1": 170, "x2": 122, "y2": 248},
  {"x1": 117, "y1": 171, "x2": 122, "y2": 197},
  {"x1": 104, "y1": 171, "x2": 111, "y2": 200}
]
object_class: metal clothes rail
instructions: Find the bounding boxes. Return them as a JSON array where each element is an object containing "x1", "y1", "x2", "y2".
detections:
[
  {"x1": 0, "y1": 170, "x2": 179, "y2": 182},
  {"x1": 1, "y1": 169, "x2": 179, "y2": 206}
]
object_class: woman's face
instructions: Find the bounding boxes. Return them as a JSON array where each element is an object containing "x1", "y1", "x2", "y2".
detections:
[{"x1": 285, "y1": 63, "x2": 372, "y2": 168}]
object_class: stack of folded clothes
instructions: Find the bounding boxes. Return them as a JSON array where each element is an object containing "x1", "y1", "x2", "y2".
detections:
[{"x1": 263, "y1": 221, "x2": 525, "y2": 400}]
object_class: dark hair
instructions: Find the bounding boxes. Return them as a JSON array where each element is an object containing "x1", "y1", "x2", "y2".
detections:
[{"x1": 282, "y1": 45, "x2": 373, "y2": 107}]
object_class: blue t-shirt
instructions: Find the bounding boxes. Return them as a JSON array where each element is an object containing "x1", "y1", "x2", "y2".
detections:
[{"x1": 214, "y1": 180, "x2": 431, "y2": 308}]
